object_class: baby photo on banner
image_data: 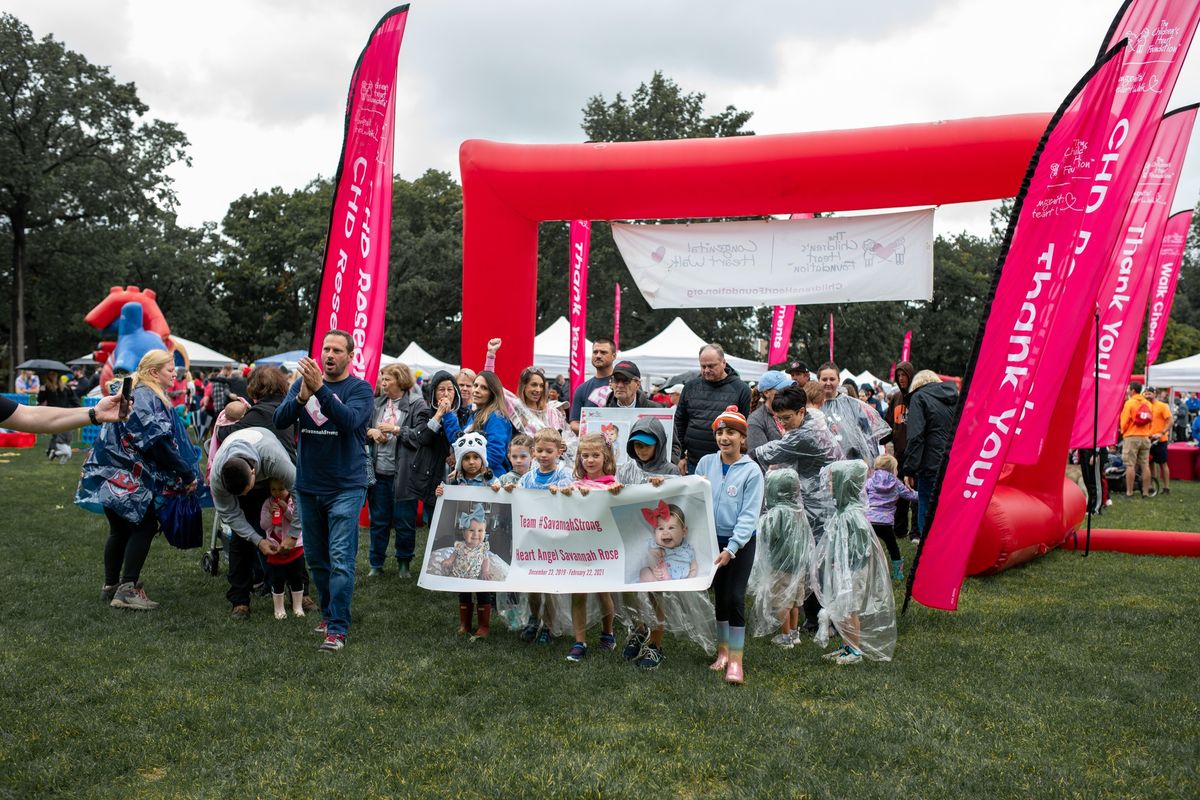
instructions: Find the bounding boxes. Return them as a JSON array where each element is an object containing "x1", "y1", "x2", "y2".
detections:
[
  {"x1": 423, "y1": 496, "x2": 513, "y2": 582},
  {"x1": 579, "y1": 406, "x2": 676, "y2": 466},
  {"x1": 418, "y1": 478, "x2": 716, "y2": 594}
]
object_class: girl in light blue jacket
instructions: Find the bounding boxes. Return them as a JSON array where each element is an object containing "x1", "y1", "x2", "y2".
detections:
[{"x1": 694, "y1": 405, "x2": 764, "y2": 685}]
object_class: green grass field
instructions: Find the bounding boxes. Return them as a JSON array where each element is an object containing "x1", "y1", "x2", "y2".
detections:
[{"x1": 1, "y1": 443, "x2": 1198, "y2": 799}]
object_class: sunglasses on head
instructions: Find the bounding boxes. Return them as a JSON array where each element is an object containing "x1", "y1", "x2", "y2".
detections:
[{"x1": 521, "y1": 367, "x2": 545, "y2": 380}]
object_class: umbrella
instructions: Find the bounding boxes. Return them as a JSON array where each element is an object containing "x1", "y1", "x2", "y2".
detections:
[
  {"x1": 666, "y1": 370, "x2": 698, "y2": 387},
  {"x1": 16, "y1": 359, "x2": 72, "y2": 373}
]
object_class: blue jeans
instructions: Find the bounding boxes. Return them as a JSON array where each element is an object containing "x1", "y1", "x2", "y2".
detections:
[
  {"x1": 368, "y1": 477, "x2": 417, "y2": 568},
  {"x1": 916, "y1": 475, "x2": 935, "y2": 536},
  {"x1": 298, "y1": 488, "x2": 366, "y2": 636}
]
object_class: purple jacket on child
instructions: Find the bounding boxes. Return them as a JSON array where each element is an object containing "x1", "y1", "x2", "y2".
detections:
[{"x1": 866, "y1": 470, "x2": 918, "y2": 525}]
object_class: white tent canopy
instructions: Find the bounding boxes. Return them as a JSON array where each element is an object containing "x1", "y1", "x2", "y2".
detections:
[
  {"x1": 386, "y1": 342, "x2": 459, "y2": 376},
  {"x1": 618, "y1": 317, "x2": 766, "y2": 382},
  {"x1": 855, "y1": 370, "x2": 895, "y2": 396},
  {"x1": 68, "y1": 334, "x2": 236, "y2": 370},
  {"x1": 531, "y1": 316, "x2": 591, "y2": 378},
  {"x1": 1147, "y1": 352, "x2": 1200, "y2": 392},
  {"x1": 173, "y1": 335, "x2": 238, "y2": 369}
]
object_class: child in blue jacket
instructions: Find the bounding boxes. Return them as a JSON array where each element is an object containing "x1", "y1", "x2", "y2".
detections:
[{"x1": 694, "y1": 406, "x2": 764, "y2": 685}]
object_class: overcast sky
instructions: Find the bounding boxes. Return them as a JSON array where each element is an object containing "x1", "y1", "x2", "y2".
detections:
[{"x1": 6, "y1": 0, "x2": 1200, "y2": 237}]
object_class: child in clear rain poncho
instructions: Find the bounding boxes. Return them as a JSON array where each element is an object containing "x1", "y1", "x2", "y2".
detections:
[
  {"x1": 748, "y1": 468, "x2": 816, "y2": 647},
  {"x1": 812, "y1": 459, "x2": 897, "y2": 665}
]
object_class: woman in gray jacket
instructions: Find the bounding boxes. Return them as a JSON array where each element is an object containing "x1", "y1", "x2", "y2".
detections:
[{"x1": 366, "y1": 363, "x2": 432, "y2": 578}]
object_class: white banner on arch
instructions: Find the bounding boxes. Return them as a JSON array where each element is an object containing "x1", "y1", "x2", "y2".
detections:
[{"x1": 613, "y1": 209, "x2": 933, "y2": 308}]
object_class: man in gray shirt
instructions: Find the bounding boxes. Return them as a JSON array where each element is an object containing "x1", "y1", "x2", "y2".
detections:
[{"x1": 210, "y1": 427, "x2": 305, "y2": 618}]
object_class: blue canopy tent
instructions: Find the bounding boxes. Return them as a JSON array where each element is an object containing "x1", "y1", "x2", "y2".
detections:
[{"x1": 253, "y1": 350, "x2": 308, "y2": 371}]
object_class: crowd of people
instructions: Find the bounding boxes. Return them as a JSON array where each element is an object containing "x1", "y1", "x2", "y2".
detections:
[
  {"x1": 45, "y1": 328, "x2": 979, "y2": 686},
  {"x1": 23, "y1": 326, "x2": 1192, "y2": 678}
]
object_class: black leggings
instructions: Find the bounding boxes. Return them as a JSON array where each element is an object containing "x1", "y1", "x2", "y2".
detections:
[
  {"x1": 872, "y1": 522, "x2": 902, "y2": 561},
  {"x1": 270, "y1": 557, "x2": 307, "y2": 594},
  {"x1": 713, "y1": 537, "x2": 756, "y2": 627},
  {"x1": 103, "y1": 507, "x2": 157, "y2": 586},
  {"x1": 458, "y1": 592, "x2": 495, "y2": 606}
]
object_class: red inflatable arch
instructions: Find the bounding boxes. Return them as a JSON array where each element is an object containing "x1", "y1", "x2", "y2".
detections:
[
  {"x1": 458, "y1": 112, "x2": 1049, "y2": 387},
  {"x1": 456, "y1": 112, "x2": 1094, "y2": 580}
]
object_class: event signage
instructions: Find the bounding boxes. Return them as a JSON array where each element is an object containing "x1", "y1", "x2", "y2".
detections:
[
  {"x1": 1070, "y1": 106, "x2": 1198, "y2": 449},
  {"x1": 568, "y1": 220, "x2": 592, "y2": 399},
  {"x1": 901, "y1": 330, "x2": 912, "y2": 363},
  {"x1": 579, "y1": 406, "x2": 677, "y2": 466},
  {"x1": 911, "y1": 47, "x2": 1126, "y2": 612},
  {"x1": 310, "y1": 6, "x2": 408, "y2": 388},
  {"x1": 768, "y1": 305, "x2": 796, "y2": 365},
  {"x1": 1008, "y1": 0, "x2": 1200, "y2": 461},
  {"x1": 612, "y1": 209, "x2": 933, "y2": 309},
  {"x1": 1146, "y1": 210, "x2": 1194, "y2": 366},
  {"x1": 417, "y1": 478, "x2": 717, "y2": 593}
]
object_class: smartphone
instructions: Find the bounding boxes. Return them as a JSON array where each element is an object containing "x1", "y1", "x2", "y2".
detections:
[{"x1": 121, "y1": 376, "x2": 132, "y2": 401}]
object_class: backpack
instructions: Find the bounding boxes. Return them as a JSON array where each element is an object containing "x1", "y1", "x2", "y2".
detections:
[{"x1": 1134, "y1": 402, "x2": 1153, "y2": 426}]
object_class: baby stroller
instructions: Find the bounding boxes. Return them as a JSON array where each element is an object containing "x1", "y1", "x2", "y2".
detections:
[
  {"x1": 1105, "y1": 458, "x2": 1160, "y2": 498},
  {"x1": 201, "y1": 515, "x2": 230, "y2": 576}
]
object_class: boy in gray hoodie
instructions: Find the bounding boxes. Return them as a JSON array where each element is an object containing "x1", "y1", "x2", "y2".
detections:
[{"x1": 615, "y1": 416, "x2": 682, "y2": 669}]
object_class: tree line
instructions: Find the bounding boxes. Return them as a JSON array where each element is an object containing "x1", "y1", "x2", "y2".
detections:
[{"x1": 4, "y1": 13, "x2": 1199, "y2": 389}]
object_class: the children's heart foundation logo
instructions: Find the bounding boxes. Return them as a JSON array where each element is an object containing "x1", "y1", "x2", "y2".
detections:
[{"x1": 650, "y1": 246, "x2": 666, "y2": 263}]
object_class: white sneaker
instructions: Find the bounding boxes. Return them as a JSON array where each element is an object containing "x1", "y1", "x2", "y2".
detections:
[
  {"x1": 822, "y1": 645, "x2": 849, "y2": 661},
  {"x1": 789, "y1": 629, "x2": 805, "y2": 645},
  {"x1": 836, "y1": 647, "x2": 863, "y2": 665},
  {"x1": 771, "y1": 633, "x2": 795, "y2": 649}
]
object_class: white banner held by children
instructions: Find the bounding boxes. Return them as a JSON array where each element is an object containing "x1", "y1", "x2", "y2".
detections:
[
  {"x1": 579, "y1": 406, "x2": 676, "y2": 465},
  {"x1": 418, "y1": 478, "x2": 717, "y2": 594},
  {"x1": 612, "y1": 209, "x2": 933, "y2": 308}
]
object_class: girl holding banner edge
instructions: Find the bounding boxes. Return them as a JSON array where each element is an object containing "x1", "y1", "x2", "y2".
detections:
[
  {"x1": 694, "y1": 406, "x2": 763, "y2": 685},
  {"x1": 552, "y1": 433, "x2": 623, "y2": 662}
]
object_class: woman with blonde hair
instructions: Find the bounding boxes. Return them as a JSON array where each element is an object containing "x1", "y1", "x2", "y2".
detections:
[
  {"x1": 77, "y1": 350, "x2": 200, "y2": 610},
  {"x1": 366, "y1": 362, "x2": 432, "y2": 577}
]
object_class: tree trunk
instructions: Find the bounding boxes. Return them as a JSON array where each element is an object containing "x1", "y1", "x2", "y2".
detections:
[{"x1": 9, "y1": 212, "x2": 26, "y2": 392}]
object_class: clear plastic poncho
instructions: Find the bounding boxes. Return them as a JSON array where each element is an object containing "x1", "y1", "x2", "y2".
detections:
[
  {"x1": 748, "y1": 469, "x2": 816, "y2": 636},
  {"x1": 612, "y1": 471, "x2": 717, "y2": 654},
  {"x1": 752, "y1": 409, "x2": 844, "y2": 541},
  {"x1": 811, "y1": 460, "x2": 897, "y2": 661},
  {"x1": 822, "y1": 394, "x2": 890, "y2": 466}
]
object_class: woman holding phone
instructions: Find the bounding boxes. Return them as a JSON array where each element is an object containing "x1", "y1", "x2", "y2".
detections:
[{"x1": 77, "y1": 350, "x2": 200, "y2": 610}]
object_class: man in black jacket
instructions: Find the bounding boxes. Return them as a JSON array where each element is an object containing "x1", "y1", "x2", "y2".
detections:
[
  {"x1": 673, "y1": 344, "x2": 751, "y2": 474},
  {"x1": 901, "y1": 370, "x2": 959, "y2": 540},
  {"x1": 603, "y1": 360, "x2": 662, "y2": 409}
]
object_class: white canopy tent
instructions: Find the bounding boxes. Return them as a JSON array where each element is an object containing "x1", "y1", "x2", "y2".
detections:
[
  {"x1": 618, "y1": 317, "x2": 766, "y2": 382},
  {"x1": 68, "y1": 334, "x2": 236, "y2": 370},
  {"x1": 855, "y1": 370, "x2": 896, "y2": 396},
  {"x1": 386, "y1": 342, "x2": 459, "y2": 376},
  {"x1": 530, "y1": 316, "x2": 592, "y2": 378},
  {"x1": 1147, "y1": 352, "x2": 1200, "y2": 392}
]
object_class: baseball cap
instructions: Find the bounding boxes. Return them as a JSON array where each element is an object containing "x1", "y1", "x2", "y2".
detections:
[
  {"x1": 612, "y1": 360, "x2": 641, "y2": 379},
  {"x1": 756, "y1": 371, "x2": 794, "y2": 392},
  {"x1": 788, "y1": 360, "x2": 808, "y2": 375},
  {"x1": 629, "y1": 432, "x2": 657, "y2": 446}
]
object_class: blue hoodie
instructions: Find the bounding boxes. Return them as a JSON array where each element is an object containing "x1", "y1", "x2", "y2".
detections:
[{"x1": 694, "y1": 452, "x2": 764, "y2": 557}]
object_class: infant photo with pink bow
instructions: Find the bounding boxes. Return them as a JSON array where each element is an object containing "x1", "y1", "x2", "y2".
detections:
[{"x1": 639, "y1": 500, "x2": 699, "y2": 583}]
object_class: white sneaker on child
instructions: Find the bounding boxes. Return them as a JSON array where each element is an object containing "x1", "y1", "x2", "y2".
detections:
[{"x1": 836, "y1": 647, "x2": 863, "y2": 665}]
